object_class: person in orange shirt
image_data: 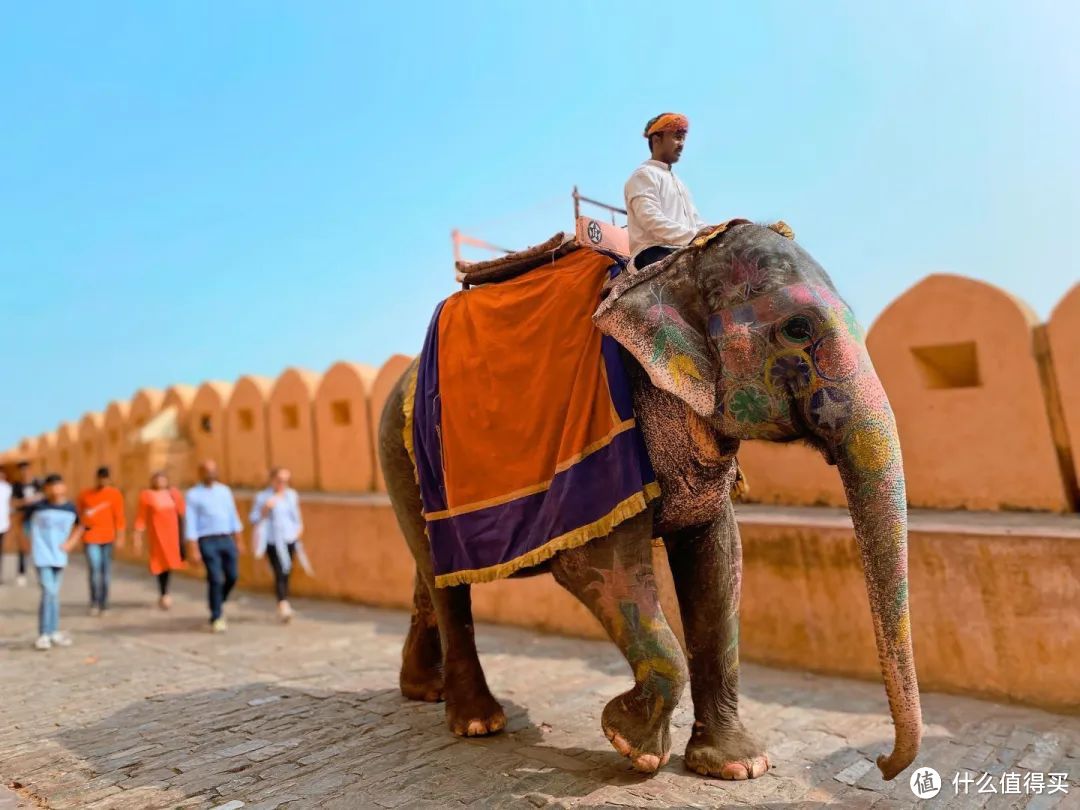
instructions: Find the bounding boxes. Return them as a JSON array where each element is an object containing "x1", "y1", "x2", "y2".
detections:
[
  {"x1": 77, "y1": 466, "x2": 126, "y2": 616},
  {"x1": 132, "y1": 470, "x2": 186, "y2": 610}
]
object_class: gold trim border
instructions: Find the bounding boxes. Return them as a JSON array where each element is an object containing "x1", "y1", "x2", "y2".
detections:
[{"x1": 432, "y1": 481, "x2": 661, "y2": 588}]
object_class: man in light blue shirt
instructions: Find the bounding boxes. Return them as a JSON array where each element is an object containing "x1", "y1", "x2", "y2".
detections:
[{"x1": 185, "y1": 460, "x2": 245, "y2": 632}]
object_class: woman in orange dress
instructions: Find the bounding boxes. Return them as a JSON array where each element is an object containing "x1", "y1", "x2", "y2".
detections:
[{"x1": 132, "y1": 471, "x2": 186, "y2": 609}]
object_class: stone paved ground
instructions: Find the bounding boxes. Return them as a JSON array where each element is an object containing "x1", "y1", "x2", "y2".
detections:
[{"x1": 1, "y1": 555, "x2": 1077, "y2": 810}]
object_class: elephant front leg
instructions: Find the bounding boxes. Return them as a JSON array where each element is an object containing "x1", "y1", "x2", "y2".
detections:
[
  {"x1": 551, "y1": 510, "x2": 687, "y2": 773},
  {"x1": 664, "y1": 500, "x2": 770, "y2": 780}
]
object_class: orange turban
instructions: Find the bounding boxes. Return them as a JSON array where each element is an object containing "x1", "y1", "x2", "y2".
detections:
[{"x1": 644, "y1": 112, "x2": 689, "y2": 138}]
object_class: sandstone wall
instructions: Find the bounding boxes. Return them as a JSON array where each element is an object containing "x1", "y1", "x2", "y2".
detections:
[
  {"x1": 867, "y1": 274, "x2": 1070, "y2": 511},
  {"x1": 1047, "y1": 284, "x2": 1080, "y2": 508},
  {"x1": 268, "y1": 368, "x2": 321, "y2": 491},
  {"x1": 315, "y1": 362, "x2": 378, "y2": 493}
]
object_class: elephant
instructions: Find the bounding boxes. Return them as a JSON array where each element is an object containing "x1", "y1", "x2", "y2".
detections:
[{"x1": 377, "y1": 221, "x2": 921, "y2": 781}]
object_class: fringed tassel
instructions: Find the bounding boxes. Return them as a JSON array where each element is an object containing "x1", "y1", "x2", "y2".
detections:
[
  {"x1": 433, "y1": 481, "x2": 661, "y2": 588},
  {"x1": 401, "y1": 361, "x2": 420, "y2": 485}
]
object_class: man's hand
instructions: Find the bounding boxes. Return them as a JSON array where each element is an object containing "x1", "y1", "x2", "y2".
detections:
[
  {"x1": 62, "y1": 540, "x2": 77, "y2": 553},
  {"x1": 234, "y1": 533, "x2": 247, "y2": 554},
  {"x1": 114, "y1": 531, "x2": 126, "y2": 549},
  {"x1": 187, "y1": 540, "x2": 202, "y2": 564}
]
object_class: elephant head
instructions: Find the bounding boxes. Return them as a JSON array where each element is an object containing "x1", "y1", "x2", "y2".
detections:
[{"x1": 595, "y1": 222, "x2": 921, "y2": 780}]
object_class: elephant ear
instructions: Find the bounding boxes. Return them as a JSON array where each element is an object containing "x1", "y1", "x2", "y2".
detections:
[{"x1": 594, "y1": 256, "x2": 718, "y2": 417}]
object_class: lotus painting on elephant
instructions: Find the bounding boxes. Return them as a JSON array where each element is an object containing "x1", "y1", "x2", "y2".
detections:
[{"x1": 377, "y1": 219, "x2": 921, "y2": 782}]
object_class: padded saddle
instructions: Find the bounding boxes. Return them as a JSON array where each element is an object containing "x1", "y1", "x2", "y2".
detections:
[{"x1": 457, "y1": 217, "x2": 630, "y2": 286}]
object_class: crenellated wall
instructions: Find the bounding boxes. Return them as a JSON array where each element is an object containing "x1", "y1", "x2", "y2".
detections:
[
  {"x1": 1047, "y1": 284, "x2": 1080, "y2": 505},
  {"x1": 3, "y1": 273, "x2": 1079, "y2": 510},
  {"x1": 54, "y1": 422, "x2": 78, "y2": 489},
  {"x1": 268, "y1": 368, "x2": 321, "y2": 490},
  {"x1": 315, "y1": 362, "x2": 378, "y2": 493},
  {"x1": 188, "y1": 381, "x2": 233, "y2": 481},
  {"x1": 866, "y1": 274, "x2": 1070, "y2": 512},
  {"x1": 2, "y1": 272, "x2": 1080, "y2": 709},
  {"x1": 76, "y1": 412, "x2": 104, "y2": 494},
  {"x1": 129, "y1": 388, "x2": 165, "y2": 434},
  {"x1": 370, "y1": 354, "x2": 415, "y2": 492},
  {"x1": 102, "y1": 401, "x2": 129, "y2": 476},
  {"x1": 163, "y1": 384, "x2": 197, "y2": 427},
  {"x1": 226, "y1": 375, "x2": 273, "y2": 488}
]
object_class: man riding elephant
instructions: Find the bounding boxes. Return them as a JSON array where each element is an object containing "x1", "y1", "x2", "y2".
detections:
[
  {"x1": 625, "y1": 112, "x2": 713, "y2": 270},
  {"x1": 627, "y1": 112, "x2": 749, "y2": 498},
  {"x1": 379, "y1": 209, "x2": 921, "y2": 782}
]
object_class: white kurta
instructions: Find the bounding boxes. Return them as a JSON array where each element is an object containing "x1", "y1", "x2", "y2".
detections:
[{"x1": 623, "y1": 159, "x2": 707, "y2": 264}]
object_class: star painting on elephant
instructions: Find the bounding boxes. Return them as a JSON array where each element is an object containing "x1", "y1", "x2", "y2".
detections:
[{"x1": 378, "y1": 207, "x2": 921, "y2": 781}]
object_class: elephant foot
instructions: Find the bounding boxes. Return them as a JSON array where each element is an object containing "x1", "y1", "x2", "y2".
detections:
[
  {"x1": 684, "y1": 721, "x2": 770, "y2": 780},
  {"x1": 445, "y1": 684, "x2": 506, "y2": 737},
  {"x1": 601, "y1": 693, "x2": 673, "y2": 774},
  {"x1": 399, "y1": 618, "x2": 443, "y2": 702},
  {"x1": 400, "y1": 672, "x2": 443, "y2": 703}
]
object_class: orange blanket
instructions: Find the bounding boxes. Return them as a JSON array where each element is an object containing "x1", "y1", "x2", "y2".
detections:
[
  {"x1": 407, "y1": 247, "x2": 658, "y2": 586},
  {"x1": 439, "y1": 249, "x2": 624, "y2": 509}
]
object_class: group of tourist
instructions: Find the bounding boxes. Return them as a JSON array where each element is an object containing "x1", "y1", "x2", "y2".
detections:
[{"x1": 0, "y1": 459, "x2": 309, "y2": 651}]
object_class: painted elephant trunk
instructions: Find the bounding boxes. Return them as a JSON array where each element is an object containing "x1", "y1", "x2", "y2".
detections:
[{"x1": 831, "y1": 373, "x2": 922, "y2": 780}]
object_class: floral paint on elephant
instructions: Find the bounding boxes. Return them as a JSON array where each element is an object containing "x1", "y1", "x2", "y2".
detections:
[
  {"x1": 581, "y1": 550, "x2": 685, "y2": 710},
  {"x1": 707, "y1": 283, "x2": 871, "y2": 444},
  {"x1": 644, "y1": 284, "x2": 712, "y2": 394},
  {"x1": 704, "y1": 276, "x2": 911, "y2": 675}
]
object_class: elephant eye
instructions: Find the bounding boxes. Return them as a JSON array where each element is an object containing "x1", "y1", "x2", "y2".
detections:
[{"x1": 781, "y1": 315, "x2": 814, "y2": 344}]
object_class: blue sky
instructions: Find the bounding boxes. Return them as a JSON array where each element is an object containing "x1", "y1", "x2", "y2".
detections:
[{"x1": 3, "y1": 1, "x2": 1078, "y2": 449}]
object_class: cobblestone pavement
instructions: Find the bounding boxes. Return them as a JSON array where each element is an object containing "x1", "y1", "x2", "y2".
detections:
[{"x1": 1, "y1": 554, "x2": 1077, "y2": 809}]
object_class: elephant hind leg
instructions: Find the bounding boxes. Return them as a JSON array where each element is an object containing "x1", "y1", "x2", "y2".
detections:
[
  {"x1": 379, "y1": 374, "x2": 504, "y2": 736},
  {"x1": 398, "y1": 562, "x2": 505, "y2": 736},
  {"x1": 550, "y1": 509, "x2": 687, "y2": 774},
  {"x1": 431, "y1": 582, "x2": 506, "y2": 737},
  {"x1": 400, "y1": 573, "x2": 443, "y2": 702}
]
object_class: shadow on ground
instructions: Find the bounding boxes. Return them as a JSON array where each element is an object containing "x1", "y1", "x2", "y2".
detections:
[
  {"x1": 44, "y1": 674, "x2": 964, "y2": 809},
  {"x1": 51, "y1": 681, "x2": 640, "y2": 808}
]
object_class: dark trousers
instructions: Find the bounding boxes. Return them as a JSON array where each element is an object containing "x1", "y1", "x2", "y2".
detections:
[
  {"x1": 266, "y1": 543, "x2": 297, "y2": 602},
  {"x1": 634, "y1": 245, "x2": 677, "y2": 269},
  {"x1": 1, "y1": 532, "x2": 28, "y2": 579},
  {"x1": 157, "y1": 571, "x2": 171, "y2": 596},
  {"x1": 198, "y1": 534, "x2": 238, "y2": 621}
]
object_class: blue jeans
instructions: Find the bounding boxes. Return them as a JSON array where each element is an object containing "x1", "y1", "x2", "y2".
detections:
[
  {"x1": 38, "y1": 566, "x2": 63, "y2": 636},
  {"x1": 85, "y1": 542, "x2": 114, "y2": 610},
  {"x1": 198, "y1": 535, "x2": 238, "y2": 621}
]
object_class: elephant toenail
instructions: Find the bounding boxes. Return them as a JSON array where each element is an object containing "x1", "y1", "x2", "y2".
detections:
[{"x1": 633, "y1": 754, "x2": 660, "y2": 772}]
